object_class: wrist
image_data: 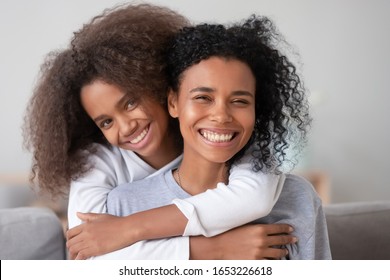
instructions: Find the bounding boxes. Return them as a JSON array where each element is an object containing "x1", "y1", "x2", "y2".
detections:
[
  {"x1": 189, "y1": 236, "x2": 219, "y2": 260},
  {"x1": 122, "y1": 215, "x2": 145, "y2": 244},
  {"x1": 121, "y1": 204, "x2": 189, "y2": 244}
]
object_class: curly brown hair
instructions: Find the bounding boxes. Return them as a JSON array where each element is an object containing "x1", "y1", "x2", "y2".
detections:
[
  {"x1": 166, "y1": 16, "x2": 311, "y2": 173},
  {"x1": 23, "y1": 3, "x2": 189, "y2": 197}
]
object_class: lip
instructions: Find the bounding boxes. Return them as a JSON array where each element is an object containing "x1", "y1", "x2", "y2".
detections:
[
  {"x1": 120, "y1": 124, "x2": 151, "y2": 149},
  {"x1": 130, "y1": 127, "x2": 149, "y2": 144}
]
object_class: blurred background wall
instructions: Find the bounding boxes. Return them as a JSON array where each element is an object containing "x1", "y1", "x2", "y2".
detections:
[{"x1": 1, "y1": 0, "x2": 389, "y2": 204}]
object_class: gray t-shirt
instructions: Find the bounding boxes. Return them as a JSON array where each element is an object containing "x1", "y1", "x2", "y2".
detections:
[{"x1": 107, "y1": 172, "x2": 332, "y2": 260}]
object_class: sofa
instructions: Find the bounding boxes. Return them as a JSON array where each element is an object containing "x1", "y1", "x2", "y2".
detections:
[
  {"x1": 0, "y1": 207, "x2": 66, "y2": 259},
  {"x1": 1, "y1": 200, "x2": 390, "y2": 260},
  {"x1": 324, "y1": 200, "x2": 390, "y2": 260}
]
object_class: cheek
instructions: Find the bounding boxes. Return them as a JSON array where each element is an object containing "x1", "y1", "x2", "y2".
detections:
[
  {"x1": 101, "y1": 130, "x2": 117, "y2": 145},
  {"x1": 179, "y1": 107, "x2": 202, "y2": 128},
  {"x1": 242, "y1": 111, "x2": 256, "y2": 133}
]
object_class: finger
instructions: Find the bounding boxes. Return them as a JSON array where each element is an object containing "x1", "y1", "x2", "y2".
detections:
[
  {"x1": 75, "y1": 251, "x2": 87, "y2": 260},
  {"x1": 66, "y1": 231, "x2": 87, "y2": 249},
  {"x1": 262, "y1": 223, "x2": 294, "y2": 235},
  {"x1": 68, "y1": 251, "x2": 77, "y2": 260},
  {"x1": 263, "y1": 247, "x2": 289, "y2": 260},
  {"x1": 75, "y1": 247, "x2": 95, "y2": 260},
  {"x1": 79, "y1": 212, "x2": 109, "y2": 222},
  {"x1": 68, "y1": 240, "x2": 89, "y2": 259},
  {"x1": 266, "y1": 234, "x2": 298, "y2": 247},
  {"x1": 66, "y1": 225, "x2": 82, "y2": 240},
  {"x1": 77, "y1": 212, "x2": 98, "y2": 222}
]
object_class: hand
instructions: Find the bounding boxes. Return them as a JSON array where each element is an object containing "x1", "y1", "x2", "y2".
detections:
[
  {"x1": 216, "y1": 223, "x2": 296, "y2": 259},
  {"x1": 66, "y1": 213, "x2": 134, "y2": 260},
  {"x1": 191, "y1": 223, "x2": 296, "y2": 260}
]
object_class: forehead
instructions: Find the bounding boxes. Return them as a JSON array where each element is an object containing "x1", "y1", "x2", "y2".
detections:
[{"x1": 179, "y1": 57, "x2": 255, "y2": 91}]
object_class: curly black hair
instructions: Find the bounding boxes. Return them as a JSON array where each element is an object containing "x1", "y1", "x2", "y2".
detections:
[
  {"x1": 166, "y1": 15, "x2": 311, "y2": 173},
  {"x1": 23, "y1": 3, "x2": 189, "y2": 197}
]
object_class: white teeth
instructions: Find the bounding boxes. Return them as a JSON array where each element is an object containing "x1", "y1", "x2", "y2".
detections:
[
  {"x1": 201, "y1": 130, "x2": 234, "y2": 143},
  {"x1": 130, "y1": 128, "x2": 148, "y2": 144}
]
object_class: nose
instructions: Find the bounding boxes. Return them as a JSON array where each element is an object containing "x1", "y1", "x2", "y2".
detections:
[
  {"x1": 117, "y1": 115, "x2": 137, "y2": 137},
  {"x1": 210, "y1": 102, "x2": 232, "y2": 123}
]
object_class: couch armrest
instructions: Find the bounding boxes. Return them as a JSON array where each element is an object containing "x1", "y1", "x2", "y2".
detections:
[
  {"x1": 0, "y1": 207, "x2": 66, "y2": 260},
  {"x1": 325, "y1": 200, "x2": 390, "y2": 260}
]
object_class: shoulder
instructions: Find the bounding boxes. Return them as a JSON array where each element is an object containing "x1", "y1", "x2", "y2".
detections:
[
  {"x1": 283, "y1": 174, "x2": 321, "y2": 202},
  {"x1": 87, "y1": 143, "x2": 126, "y2": 164},
  {"x1": 71, "y1": 144, "x2": 126, "y2": 183},
  {"x1": 107, "y1": 172, "x2": 176, "y2": 216},
  {"x1": 86, "y1": 143, "x2": 146, "y2": 165},
  {"x1": 109, "y1": 172, "x2": 166, "y2": 198},
  {"x1": 273, "y1": 173, "x2": 323, "y2": 216},
  {"x1": 82, "y1": 143, "x2": 152, "y2": 181}
]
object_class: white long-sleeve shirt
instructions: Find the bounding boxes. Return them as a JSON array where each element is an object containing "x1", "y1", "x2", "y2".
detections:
[{"x1": 68, "y1": 143, "x2": 284, "y2": 259}]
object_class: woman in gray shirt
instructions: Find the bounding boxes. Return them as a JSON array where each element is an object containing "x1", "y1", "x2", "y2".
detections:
[{"x1": 108, "y1": 15, "x2": 331, "y2": 259}]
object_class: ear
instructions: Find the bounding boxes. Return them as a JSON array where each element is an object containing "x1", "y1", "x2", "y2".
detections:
[{"x1": 167, "y1": 89, "x2": 179, "y2": 118}]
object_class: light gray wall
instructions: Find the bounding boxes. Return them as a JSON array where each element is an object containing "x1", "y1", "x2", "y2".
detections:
[{"x1": 1, "y1": 0, "x2": 389, "y2": 203}]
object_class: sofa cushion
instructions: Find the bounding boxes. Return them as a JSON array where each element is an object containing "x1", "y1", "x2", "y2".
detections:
[
  {"x1": 0, "y1": 207, "x2": 66, "y2": 260},
  {"x1": 325, "y1": 200, "x2": 390, "y2": 260}
]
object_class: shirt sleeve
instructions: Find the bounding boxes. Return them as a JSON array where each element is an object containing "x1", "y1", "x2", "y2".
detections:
[
  {"x1": 173, "y1": 151, "x2": 284, "y2": 237},
  {"x1": 67, "y1": 149, "x2": 119, "y2": 229},
  {"x1": 292, "y1": 201, "x2": 332, "y2": 260}
]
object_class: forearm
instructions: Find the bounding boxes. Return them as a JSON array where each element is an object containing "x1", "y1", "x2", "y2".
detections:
[
  {"x1": 174, "y1": 172, "x2": 284, "y2": 237},
  {"x1": 172, "y1": 145, "x2": 284, "y2": 238},
  {"x1": 189, "y1": 236, "x2": 219, "y2": 260},
  {"x1": 92, "y1": 237, "x2": 190, "y2": 260},
  {"x1": 189, "y1": 223, "x2": 295, "y2": 260},
  {"x1": 67, "y1": 206, "x2": 188, "y2": 259},
  {"x1": 122, "y1": 204, "x2": 188, "y2": 243}
]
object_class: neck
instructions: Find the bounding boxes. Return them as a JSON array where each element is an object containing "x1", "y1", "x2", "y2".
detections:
[{"x1": 175, "y1": 156, "x2": 229, "y2": 195}]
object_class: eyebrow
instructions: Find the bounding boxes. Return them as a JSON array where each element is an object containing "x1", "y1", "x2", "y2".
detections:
[
  {"x1": 189, "y1": 86, "x2": 254, "y2": 97},
  {"x1": 189, "y1": 86, "x2": 215, "y2": 93},
  {"x1": 93, "y1": 115, "x2": 107, "y2": 123}
]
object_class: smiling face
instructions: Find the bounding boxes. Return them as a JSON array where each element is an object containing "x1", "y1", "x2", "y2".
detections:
[
  {"x1": 168, "y1": 57, "x2": 256, "y2": 166},
  {"x1": 80, "y1": 80, "x2": 177, "y2": 168}
]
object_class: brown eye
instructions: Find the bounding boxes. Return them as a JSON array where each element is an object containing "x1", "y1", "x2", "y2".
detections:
[
  {"x1": 100, "y1": 119, "x2": 112, "y2": 129},
  {"x1": 125, "y1": 99, "x2": 137, "y2": 111}
]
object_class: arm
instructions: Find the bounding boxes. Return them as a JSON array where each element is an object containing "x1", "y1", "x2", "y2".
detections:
[
  {"x1": 294, "y1": 175, "x2": 331, "y2": 260},
  {"x1": 190, "y1": 223, "x2": 296, "y2": 260},
  {"x1": 174, "y1": 149, "x2": 285, "y2": 237},
  {"x1": 67, "y1": 206, "x2": 188, "y2": 259},
  {"x1": 67, "y1": 145, "x2": 189, "y2": 259},
  {"x1": 261, "y1": 174, "x2": 331, "y2": 260},
  {"x1": 71, "y1": 223, "x2": 296, "y2": 260}
]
